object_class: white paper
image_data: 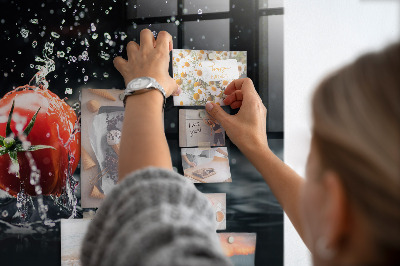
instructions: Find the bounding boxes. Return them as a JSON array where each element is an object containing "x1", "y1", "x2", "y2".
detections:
[{"x1": 199, "y1": 59, "x2": 239, "y2": 82}]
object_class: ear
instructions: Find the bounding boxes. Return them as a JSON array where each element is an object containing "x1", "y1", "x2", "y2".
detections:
[{"x1": 321, "y1": 171, "x2": 350, "y2": 251}]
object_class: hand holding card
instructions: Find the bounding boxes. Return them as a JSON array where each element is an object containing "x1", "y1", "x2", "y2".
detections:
[{"x1": 205, "y1": 78, "x2": 269, "y2": 155}]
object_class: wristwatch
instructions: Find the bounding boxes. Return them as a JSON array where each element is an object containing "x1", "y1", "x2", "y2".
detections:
[{"x1": 122, "y1": 77, "x2": 166, "y2": 109}]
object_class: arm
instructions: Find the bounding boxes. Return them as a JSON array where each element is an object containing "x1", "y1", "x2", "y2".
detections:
[
  {"x1": 182, "y1": 154, "x2": 197, "y2": 167},
  {"x1": 81, "y1": 30, "x2": 232, "y2": 266},
  {"x1": 113, "y1": 30, "x2": 178, "y2": 181},
  {"x1": 205, "y1": 78, "x2": 306, "y2": 241}
]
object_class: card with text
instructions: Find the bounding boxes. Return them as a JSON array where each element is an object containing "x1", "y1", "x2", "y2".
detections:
[
  {"x1": 179, "y1": 109, "x2": 226, "y2": 147},
  {"x1": 173, "y1": 49, "x2": 247, "y2": 106}
]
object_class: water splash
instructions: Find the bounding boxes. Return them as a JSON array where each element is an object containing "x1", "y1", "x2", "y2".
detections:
[{"x1": 29, "y1": 42, "x2": 55, "y2": 90}]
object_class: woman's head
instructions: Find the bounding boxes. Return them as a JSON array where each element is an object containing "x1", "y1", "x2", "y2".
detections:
[{"x1": 302, "y1": 43, "x2": 400, "y2": 265}]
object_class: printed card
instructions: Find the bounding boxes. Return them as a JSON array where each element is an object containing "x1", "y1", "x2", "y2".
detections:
[
  {"x1": 179, "y1": 109, "x2": 225, "y2": 147},
  {"x1": 173, "y1": 49, "x2": 247, "y2": 106},
  {"x1": 218, "y1": 233, "x2": 257, "y2": 266},
  {"x1": 181, "y1": 147, "x2": 231, "y2": 183},
  {"x1": 81, "y1": 88, "x2": 124, "y2": 208},
  {"x1": 205, "y1": 193, "x2": 227, "y2": 230}
]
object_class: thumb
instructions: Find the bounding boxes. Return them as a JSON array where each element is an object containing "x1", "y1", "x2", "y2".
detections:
[{"x1": 205, "y1": 102, "x2": 230, "y2": 128}]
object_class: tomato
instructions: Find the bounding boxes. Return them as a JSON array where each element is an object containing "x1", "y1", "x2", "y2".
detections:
[{"x1": 0, "y1": 85, "x2": 80, "y2": 196}]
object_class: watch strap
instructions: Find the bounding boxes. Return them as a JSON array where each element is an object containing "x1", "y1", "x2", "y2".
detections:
[{"x1": 123, "y1": 77, "x2": 166, "y2": 110}]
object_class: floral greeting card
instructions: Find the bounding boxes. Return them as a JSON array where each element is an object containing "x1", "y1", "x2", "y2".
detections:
[{"x1": 173, "y1": 49, "x2": 247, "y2": 106}]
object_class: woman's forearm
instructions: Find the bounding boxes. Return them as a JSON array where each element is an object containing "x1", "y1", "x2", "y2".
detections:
[
  {"x1": 243, "y1": 143, "x2": 306, "y2": 241},
  {"x1": 118, "y1": 90, "x2": 172, "y2": 181}
]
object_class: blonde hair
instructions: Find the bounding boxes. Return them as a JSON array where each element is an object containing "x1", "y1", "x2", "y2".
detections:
[{"x1": 312, "y1": 43, "x2": 400, "y2": 264}]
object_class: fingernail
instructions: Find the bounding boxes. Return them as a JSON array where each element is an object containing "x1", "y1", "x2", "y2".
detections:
[
  {"x1": 206, "y1": 102, "x2": 214, "y2": 111},
  {"x1": 177, "y1": 86, "x2": 182, "y2": 94}
]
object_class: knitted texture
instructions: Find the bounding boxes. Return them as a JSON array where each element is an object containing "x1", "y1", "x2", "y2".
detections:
[{"x1": 81, "y1": 167, "x2": 232, "y2": 266}]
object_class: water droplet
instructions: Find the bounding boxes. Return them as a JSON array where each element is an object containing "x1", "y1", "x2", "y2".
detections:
[
  {"x1": 65, "y1": 78, "x2": 69, "y2": 83},
  {"x1": 100, "y1": 51, "x2": 110, "y2": 60},
  {"x1": 189, "y1": 38, "x2": 193, "y2": 42},
  {"x1": 61, "y1": 19, "x2": 65, "y2": 24},
  {"x1": 92, "y1": 33, "x2": 98, "y2": 39},
  {"x1": 69, "y1": 56, "x2": 77, "y2": 62},
  {"x1": 65, "y1": 88, "x2": 72, "y2": 94},
  {"x1": 105, "y1": 10, "x2": 109, "y2": 14},
  {"x1": 62, "y1": 8, "x2": 66, "y2": 12},
  {"x1": 44, "y1": 42, "x2": 54, "y2": 54},
  {"x1": 1, "y1": 210, "x2": 8, "y2": 217},
  {"x1": 103, "y1": 72, "x2": 109, "y2": 78},
  {"x1": 30, "y1": 18, "x2": 39, "y2": 24},
  {"x1": 51, "y1": 32, "x2": 60, "y2": 38},
  {"x1": 104, "y1": 32, "x2": 111, "y2": 40},
  {"x1": 17, "y1": 51, "x2": 21, "y2": 54},
  {"x1": 175, "y1": 20, "x2": 180, "y2": 26},
  {"x1": 198, "y1": 9, "x2": 203, "y2": 15},
  {"x1": 90, "y1": 23, "x2": 96, "y2": 31},
  {"x1": 20, "y1": 28, "x2": 29, "y2": 38},
  {"x1": 46, "y1": 133, "x2": 51, "y2": 138},
  {"x1": 84, "y1": 75, "x2": 89, "y2": 82},
  {"x1": 32, "y1": 40, "x2": 38, "y2": 48},
  {"x1": 120, "y1": 32, "x2": 127, "y2": 41},
  {"x1": 81, "y1": 51, "x2": 89, "y2": 61},
  {"x1": 57, "y1": 51, "x2": 65, "y2": 58}
]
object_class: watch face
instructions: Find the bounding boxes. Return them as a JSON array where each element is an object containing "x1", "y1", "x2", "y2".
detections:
[{"x1": 131, "y1": 77, "x2": 151, "y2": 90}]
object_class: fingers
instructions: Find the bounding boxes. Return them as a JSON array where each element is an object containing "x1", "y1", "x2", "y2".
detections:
[
  {"x1": 140, "y1": 29, "x2": 156, "y2": 51},
  {"x1": 230, "y1": 101, "x2": 242, "y2": 109},
  {"x1": 224, "y1": 78, "x2": 256, "y2": 96},
  {"x1": 205, "y1": 102, "x2": 230, "y2": 128},
  {"x1": 113, "y1": 56, "x2": 128, "y2": 73},
  {"x1": 223, "y1": 90, "x2": 243, "y2": 106},
  {"x1": 156, "y1": 31, "x2": 173, "y2": 53},
  {"x1": 126, "y1": 41, "x2": 139, "y2": 59},
  {"x1": 172, "y1": 86, "x2": 182, "y2": 96}
]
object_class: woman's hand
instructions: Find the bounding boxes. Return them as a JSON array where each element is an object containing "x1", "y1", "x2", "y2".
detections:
[
  {"x1": 113, "y1": 29, "x2": 179, "y2": 97},
  {"x1": 188, "y1": 162, "x2": 197, "y2": 168},
  {"x1": 205, "y1": 78, "x2": 269, "y2": 155}
]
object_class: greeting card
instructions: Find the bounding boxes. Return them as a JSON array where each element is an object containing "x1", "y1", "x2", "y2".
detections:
[{"x1": 173, "y1": 49, "x2": 247, "y2": 106}]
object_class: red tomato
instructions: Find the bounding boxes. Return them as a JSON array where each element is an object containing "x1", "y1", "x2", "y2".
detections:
[{"x1": 0, "y1": 86, "x2": 80, "y2": 196}]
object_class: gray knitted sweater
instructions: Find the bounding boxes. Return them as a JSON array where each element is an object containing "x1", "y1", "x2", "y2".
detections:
[{"x1": 81, "y1": 167, "x2": 232, "y2": 266}]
